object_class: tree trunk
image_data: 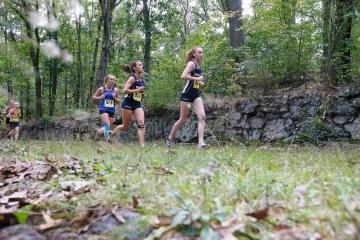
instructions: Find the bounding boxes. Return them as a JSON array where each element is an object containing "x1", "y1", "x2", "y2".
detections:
[
  {"x1": 95, "y1": 0, "x2": 117, "y2": 87},
  {"x1": 3, "y1": 29, "x2": 13, "y2": 99},
  {"x1": 48, "y1": 0, "x2": 59, "y2": 116},
  {"x1": 88, "y1": 15, "x2": 101, "y2": 108},
  {"x1": 33, "y1": 25, "x2": 42, "y2": 119},
  {"x1": 142, "y1": 0, "x2": 151, "y2": 73},
  {"x1": 322, "y1": 0, "x2": 331, "y2": 86},
  {"x1": 225, "y1": 0, "x2": 244, "y2": 48},
  {"x1": 333, "y1": 0, "x2": 354, "y2": 85},
  {"x1": 75, "y1": 16, "x2": 82, "y2": 107},
  {"x1": 11, "y1": 0, "x2": 42, "y2": 118}
]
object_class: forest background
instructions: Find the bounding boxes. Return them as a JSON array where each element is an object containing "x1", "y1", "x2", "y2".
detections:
[{"x1": 0, "y1": 0, "x2": 359, "y2": 120}]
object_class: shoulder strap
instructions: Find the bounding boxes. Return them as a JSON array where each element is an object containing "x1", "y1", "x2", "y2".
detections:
[{"x1": 191, "y1": 60, "x2": 199, "y2": 68}]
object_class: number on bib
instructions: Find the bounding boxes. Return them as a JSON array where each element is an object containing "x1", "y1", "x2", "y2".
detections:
[
  {"x1": 104, "y1": 99, "x2": 114, "y2": 108},
  {"x1": 133, "y1": 92, "x2": 142, "y2": 102}
]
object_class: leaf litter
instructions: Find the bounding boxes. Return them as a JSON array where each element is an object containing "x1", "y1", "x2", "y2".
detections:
[{"x1": 0, "y1": 141, "x2": 359, "y2": 239}]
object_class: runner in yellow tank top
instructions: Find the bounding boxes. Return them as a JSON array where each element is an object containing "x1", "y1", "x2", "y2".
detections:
[{"x1": 7, "y1": 102, "x2": 21, "y2": 141}]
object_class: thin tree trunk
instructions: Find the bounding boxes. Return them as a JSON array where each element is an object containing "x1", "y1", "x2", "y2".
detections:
[
  {"x1": 3, "y1": 29, "x2": 13, "y2": 99},
  {"x1": 75, "y1": 16, "x2": 82, "y2": 107},
  {"x1": 47, "y1": 0, "x2": 59, "y2": 116},
  {"x1": 88, "y1": 16, "x2": 101, "y2": 108},
  {"x1": 142, "y1": 0, "x2": 151, "y2": 73},
  {"x1": 95, "y1": 0, "x2": 117, "y2": 87},
  {"x1": 322, "y1": 0, "x2": 331, "y2": 86},
  {"x1": 10, "y1": 0, "x2": 42, "y2": 118}
]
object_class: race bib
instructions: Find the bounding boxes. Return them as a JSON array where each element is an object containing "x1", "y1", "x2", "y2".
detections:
[
  {"x1": 193, "y1": 80, "x2": 200, "y2": 89},
  {"x1": 104, "y1": 99, "x2": 114, "y2": 108},
  {"x1": 133, "y1": 92, "x2": 142, "y2": 102}
]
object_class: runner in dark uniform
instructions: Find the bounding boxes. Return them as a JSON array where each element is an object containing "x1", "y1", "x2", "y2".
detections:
[
  {"x1": 92, "y1": 74, "x2": 120, "y2": 140},
  {"x1": 167, "y1": 47, "x2": 207, "y2": 149},
  {"x1": 111, "y1": 60, "x2": 146, "y2": 147}
]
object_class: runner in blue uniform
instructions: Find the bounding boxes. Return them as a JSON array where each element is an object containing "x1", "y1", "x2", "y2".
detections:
[
  {"x1": 167, "y1": 47, "x2": 207, "y2": 149},
  {"x1": 110, "y1": 60, "x2": 146, "y2": 147},
  {"x1": 92, "y1": 74, "x2": 120, "y2": 140}
]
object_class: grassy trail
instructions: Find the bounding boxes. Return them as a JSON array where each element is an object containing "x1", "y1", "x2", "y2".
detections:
[{"x1": 1, "y1": 140, "x2": 359, "y2": 239}]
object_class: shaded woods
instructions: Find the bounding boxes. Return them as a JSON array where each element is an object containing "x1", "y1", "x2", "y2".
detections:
[{"x1": 0, "y1": 0, "x2": 359, "y2": 119}]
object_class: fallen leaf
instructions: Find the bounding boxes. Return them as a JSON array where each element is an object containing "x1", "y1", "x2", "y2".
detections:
[
  {"x1": 36, "y1": 212, "x2": 65, "y2": 231},
  {"x1": 246, "y1": 207, "x2": 269, "y2": 221},
  {"x1": 111, "y1": 207, "x2": 126, "y2": 223},
  {"x1": 147, "y1": 215, "x2": 172, "y2": 229}
]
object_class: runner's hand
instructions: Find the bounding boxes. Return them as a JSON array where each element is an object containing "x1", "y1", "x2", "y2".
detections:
[{"x1": 99, "y1": 94, "x2": 105, "y2": 99}]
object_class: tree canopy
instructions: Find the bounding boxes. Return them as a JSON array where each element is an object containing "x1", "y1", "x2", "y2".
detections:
[{"x1": 0, "y1": 0, "x2": 359, "y2": 119}]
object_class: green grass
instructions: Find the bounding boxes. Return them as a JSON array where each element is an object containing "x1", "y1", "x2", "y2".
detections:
[{"x1": 1, "y1": 140, "x2": 359, "y2": 239}]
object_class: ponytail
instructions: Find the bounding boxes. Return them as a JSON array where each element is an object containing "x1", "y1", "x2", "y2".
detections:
[
  {"x1": 185, "y1": 47, "x2": 200, "y2": 63},
  {"x1": 121, "y1": 60, "x2": 141, "y2": 73},
  {"x1": 121, "y1": 65, "x2": 132, "y2": 73}
]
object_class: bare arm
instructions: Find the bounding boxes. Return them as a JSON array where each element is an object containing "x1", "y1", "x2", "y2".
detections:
[
  {"x1": 113, "y1": 88, "x2": 121, "y2": 104},
  {"x1": 7, "y1": 108, "x2": 15, "y2": 118},
  {"x1": 123, "y1": 77, "x2": 145, "y2": 94},
  {"x1": 92, "y1": 87, "x2": 105, "y2": 101},
  {"x1": 180, "y1": 61, "x2": 204, "y2": 82}
]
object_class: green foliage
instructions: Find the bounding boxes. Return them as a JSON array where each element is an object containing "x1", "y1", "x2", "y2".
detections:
[
  {"x1": 296, "y1": 116, "x2": 326, "y2": 143},
  {"x1": 1, "y1": 0, "x2": 359, "y2": 117},
  {"x1": 13, "y1": 205, "x2": 33, "y2": 224},
  {"x1": 39, "y1": 115, "x2": 53, "y2": 125}
]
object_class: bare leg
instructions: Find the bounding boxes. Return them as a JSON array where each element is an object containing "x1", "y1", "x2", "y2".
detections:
[
  {"x1": 8, "y1": 129, "x2": 14, "y2": 141},
  {"x1": 111, "y1": 108, "x2": 133, "y2": 137},
  {"x1": 134, "y1": 108, "x2": 145, "y2": 146},
  {"x1": 168, "y1": 101, "x2": 190, "y2": 141},
  {"x1": 5, "y1": 125, "x2": 11, "y2": 139},
  {"x1": 192, "y1": 97, "x2": 206, "y2": 147},
  {"x1": 109, "y1": 117, "x2": 115, "y2": 129},
  {"x1": 97, "y1": 113, "x2": 111, "y2": 135},
  {"x1": 14, "y1": 127, "x2": 19, "y2": 141}
]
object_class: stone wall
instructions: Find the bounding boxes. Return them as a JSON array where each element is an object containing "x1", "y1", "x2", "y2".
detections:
[{"x1": 20, "y1": 86, "x2": 360, "y2": 142}]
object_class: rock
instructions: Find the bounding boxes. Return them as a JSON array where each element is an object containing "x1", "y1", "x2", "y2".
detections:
[
  {"x1": 236, "y1": 99, "x2": 259, "y2": 113},
  {"x1": 87, "y1": 214, "x2": 120, "y2": 234},
  {"x1": 262, "y1": 119, "x2": 292, "y2": 141},
  {"x1": 244, "y1": 129, "x2": 262, "y2": 140},
  {"x1": 330, "y1": 98, "x2": 357, "y2": 115},
  {"x1": 351, "y1": 98, "x2": 360, "y2": 108},
  {"x1": 228, "y1": 112, "x2": 243, "y2": 128},
  {"x1": 111, "y1": 208, "x2": 140, "y2": 222},
  {"x1": 289, "y1": 104, "x2": 303, "y2": 119},
  {"x1": 344, "y1": 117, "x2": 360, "y2": 139},
  {"x1": 109, "y1": 218, "x2": 152, "y2": 240},
  {"x1": 0, "y1": 224, "x2": 46, "y2": 240},
  {"x1": 249, "y1": 117, "x2": 264, "y2": 129},
  {"x1": 335, "y1": 86, "x2": 360, "y2": 98},
  {"x1": 325, "y1": 123, "x2": 350, "y2": 139},
  {"x1": 19, "y1": 86, "x2": 360, "y2": 143},
  {"x1": 307, "y1": 105, "x2": 318, "y2": 117},
  {"x1": 332, "y1": 116, "x2": 351, "y2": 125},
  {"x1": 259, "y1": 95, "x2": 288, "y2": 113}
]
